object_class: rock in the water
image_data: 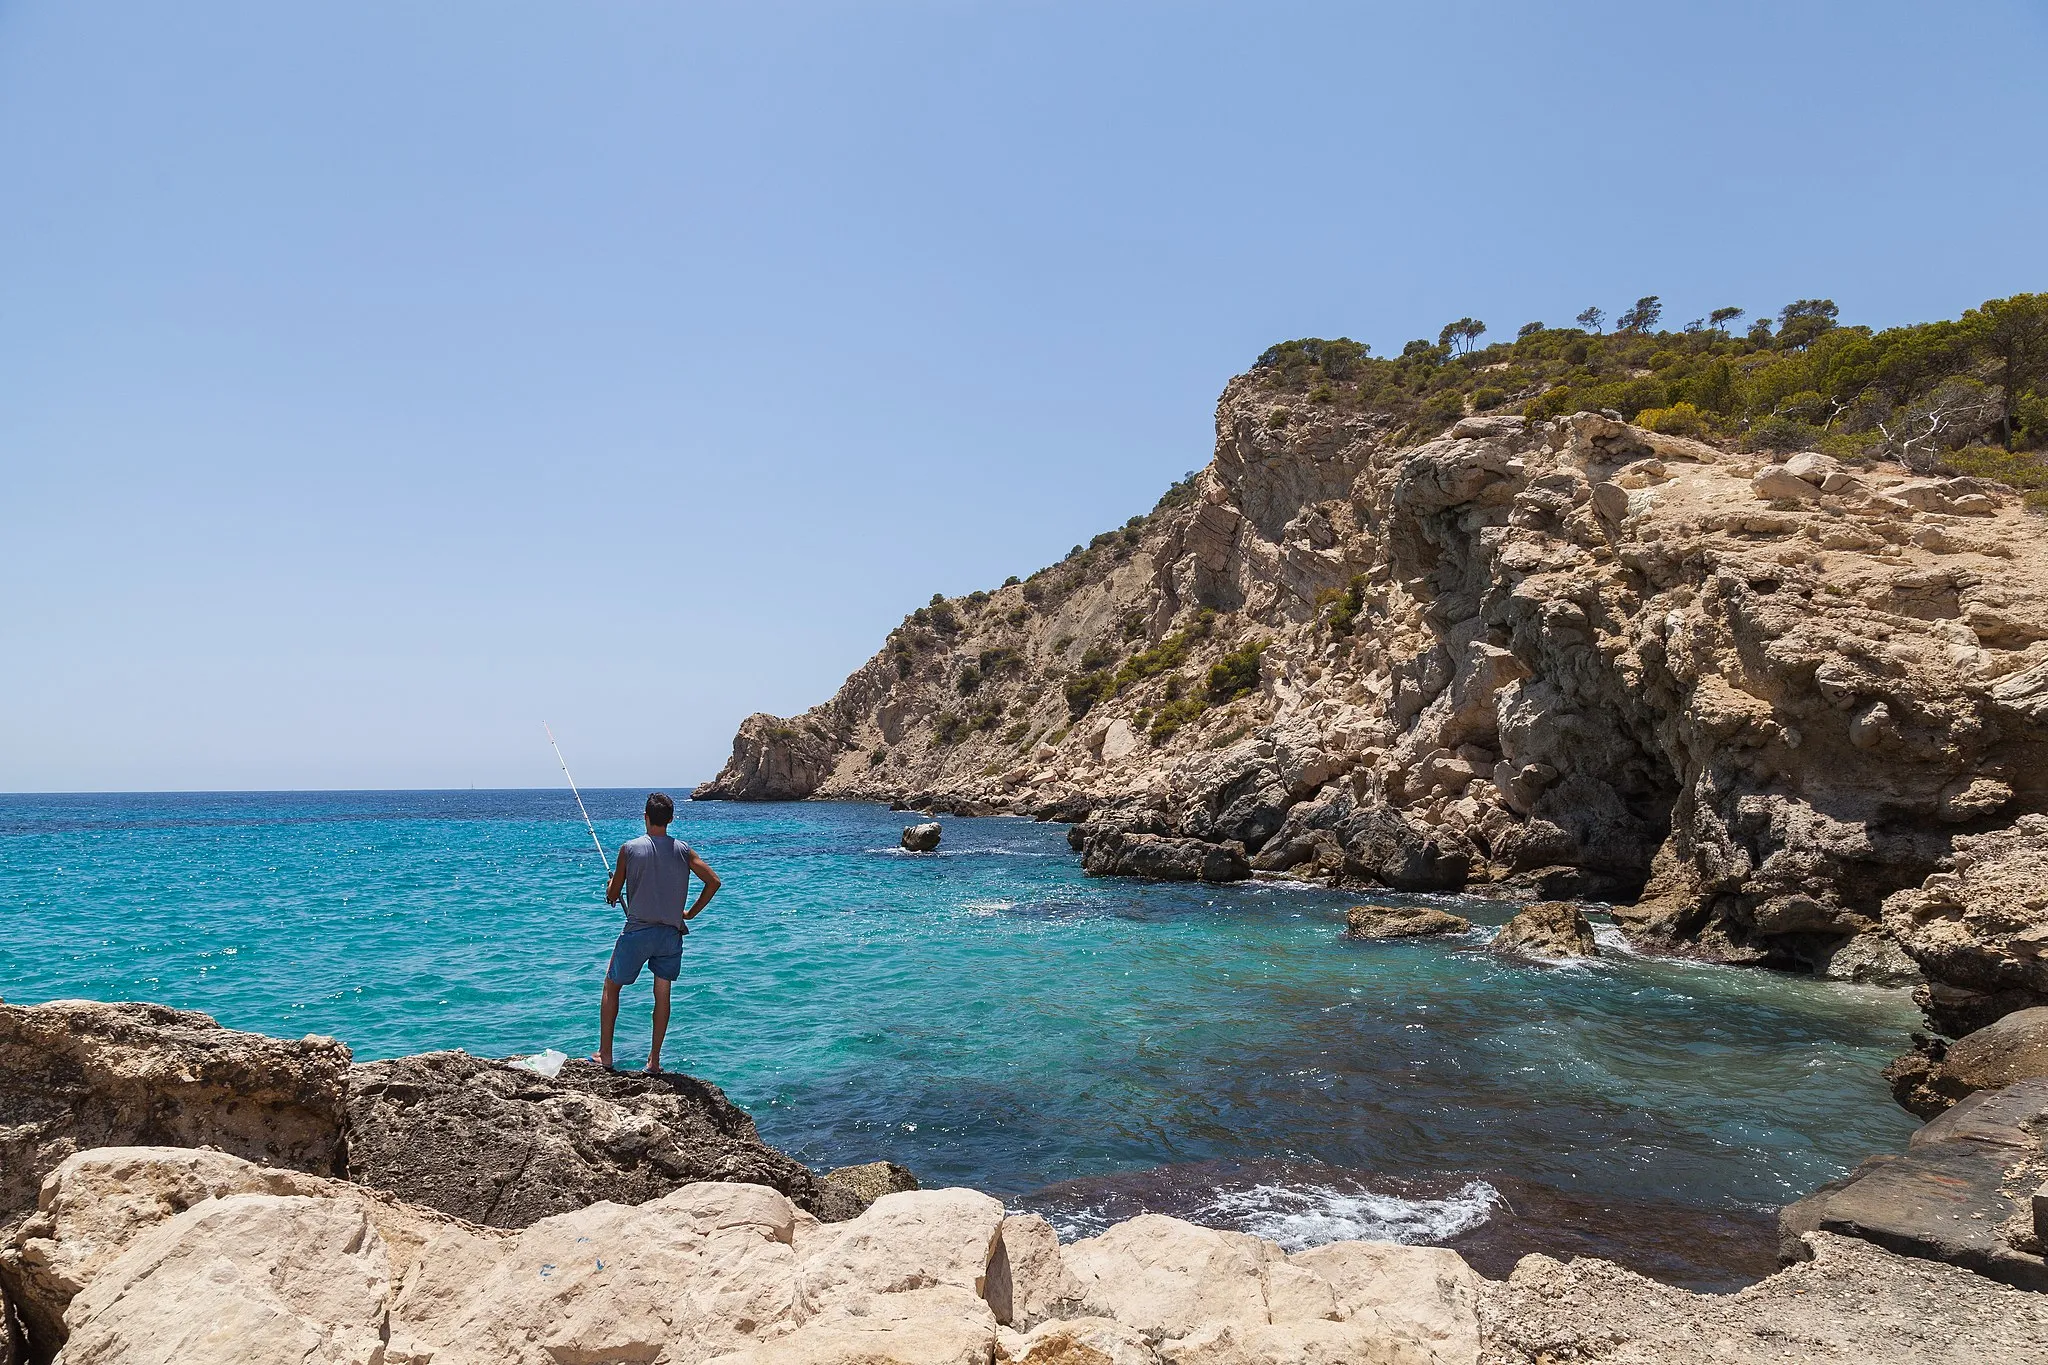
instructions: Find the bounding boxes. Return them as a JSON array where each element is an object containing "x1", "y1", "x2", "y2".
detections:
[
  {"x1": 1884, "y1": 814, "x2": 2048, "y2": 1035},
  {"x1": 902, "y1": 822, "x2": 943, "y2": 852},
  {"x1": 1779, "y1": 1078, "x2": 2048, "y2": 1290},
  {"x1": 1885, "y1": 1007, "x2": 2048, "y2": 1117},
  {"x1": 1489, "y1": 902, "x2": 1599, "y2": 961},
  {"x1": 344, "y1": 1050, "x2": 827, "y2": 1227},
  {"x1": 1079, "y1": 830, "x2": 1250, "y2": 883},
  {"x1": 0, "y1": 1001, "x2": 349, "y2": 1224},
  {"x1": 815, "y1": 1160, "x2": 921, "y2": 1222},
  {"x1": 1345, "y1": 905, "x2": 1472, "y2": 939}
]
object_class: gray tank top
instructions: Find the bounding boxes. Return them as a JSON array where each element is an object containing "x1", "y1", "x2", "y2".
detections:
[{"x1": 619, "y1": 833, "x2": 693, "y2": 931}]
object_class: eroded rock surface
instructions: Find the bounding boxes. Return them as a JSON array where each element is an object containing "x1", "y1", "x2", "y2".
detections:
[
  {"x1": 0, "y1": 1001, "x2": 350, "y2": 1224},
  {"x1": 699, "y1": 372, "x2": 2048, "y2": 1018},
  {"x1": 344, "y1": 1051, "x2": 828, "y2": 1227},
  {"x1": 902, "y1": 822, "x2": 943, "y2": 852},
  {"x1": 1884, "y1": 815, "x2": 2048, "y2": 1034}
]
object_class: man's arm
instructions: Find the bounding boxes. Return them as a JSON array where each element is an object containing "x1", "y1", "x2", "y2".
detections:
[
  {"x1": 684, "y1": 850, "x2": 721, "y2": 920},
  {"x1": 605, "y1": 848, "x2": 628, "y2": 907}
]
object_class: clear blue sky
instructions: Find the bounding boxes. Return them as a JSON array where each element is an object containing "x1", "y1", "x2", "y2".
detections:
[{"x1": 3, "y1": 2, "x2": 2043, "y2": 792}]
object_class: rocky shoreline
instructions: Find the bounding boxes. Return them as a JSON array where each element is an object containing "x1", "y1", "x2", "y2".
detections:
[{"x1": 2, "y1": 998, "x2": 2046, "y2": 1362}]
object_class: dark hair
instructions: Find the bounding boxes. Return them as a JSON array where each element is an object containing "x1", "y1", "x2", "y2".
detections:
[{"x1": 645, "y1": 792, "x2": 675, "y2": 825}]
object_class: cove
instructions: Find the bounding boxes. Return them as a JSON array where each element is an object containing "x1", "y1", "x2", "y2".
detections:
[{"x1": 0, "y1": 789, "x2": 1921, "y2": 1290}]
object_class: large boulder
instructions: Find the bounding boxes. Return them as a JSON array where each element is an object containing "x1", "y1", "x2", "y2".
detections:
[
  {"x1": 1345, "y1": 906, "x2": 1472, "y2": 940},
  {"x1": 1289, "y1": 1240, "x2": 1481, "y2": 1364},
  {"x1": 1883, "y1": 815, "x2": 2048, "y2": 1035},
  {"x1": 1885, "y1": 1007, "x2": 2048, "y2": 1117},
  {"x1": 1058, "y1": 1215, "x2": 1293, "y2": 1339},
  {"x1": 1488, "y1": 902, "x2": 1599, "y2": 962},
  {"x1": 0, "y1": 1146, "x2": 500, "y2": 1360},
  {"x1": 796, "y1": 1188, "x2": 1005, "y2": 1313},
  {"x1": 344, "y1": 1051, "x2": 828, "y2": 1227},
  {"x1": 901, "y1": 822, "x2": 943, "y2": 852},
  {"x1": 0, "y1": 1001, "x2": 350, "y2": 1224},
  {"x1": 1779, "y1": 1078, "x2": 2048, "y2": 1291},
  {"x1": 56, "y1": 1194, "x2": 392, "y2": 1365},
  {"x1": 985, "y1": 1213, "x2": 1085, "y2": 1330}
]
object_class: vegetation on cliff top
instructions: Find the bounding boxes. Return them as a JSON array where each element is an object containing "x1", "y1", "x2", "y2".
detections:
[{"x1": 1255, "y1": 293, "x2": 2048, "y2": 498}]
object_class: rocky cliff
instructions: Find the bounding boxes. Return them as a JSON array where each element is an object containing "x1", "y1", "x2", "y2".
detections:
[{"x1": 697, "y1": 367, "x2": 2048, "y2": 1033}]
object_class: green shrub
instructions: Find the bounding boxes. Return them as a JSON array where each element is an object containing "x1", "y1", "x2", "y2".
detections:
[
  {"x1": 1001, "y1": 722, "x2": 1030, "y2": 745},
  {"x1": 1022, "y1": 580, "x2": 1046, "y2": 604},
  {"x1": 1064, "y1": 672, "x2": 1112, "y2": 718},
  {"x1": 1205, "y1": 641, "x2": 1267, "y2": 705},
  {"x1": 1148, "y1": 696, "x2": 1207, "y2": 745},
  {"x1": 1052, "y1": 633, "x2": 1075, "y2": 653},
  {"x1": 1079, "y1": 643, "x2": 1117, "y2": 672},
  {"x1": 956, "y1": 666, "x2": 982, "y2": 695},
  {"x1": 978, "y1": 646, "x2": 1024, "y2": 677},
  {"x1": 1419, "y1": 389, "x2": 1465, "y2": 429},
  {"x1": 1743, "y1": 415, "x2": 1822, "y2": 452},
  {"x1": 934, "y1": 712, "x2": 968, "y2": 745},
  {"x1": 867, "y1": 748, "x2": 887, "y2": 767},
  {"x1": 1943, "y1": 444, "x2": 2048, "y2": 491},
  {"x1": 1003, "y1": 575, "x2": 1021, "y2": 587},
  {"x1": 1316, "y1": 574, "x2": 1368, "y2": 636},
  {"x1": 1005, "y1": 606, "x2": 1029, "y2": 626},
  {"x1": 1120, "y1": 609, "x2": 1149, "y2": 641},
  {"x1": 1266, "y1": 408, "x2": 1290, "y2": 430},
  {"x1": 1471, "y1": 386, "x2": 1506, "y2": 411},
  {"x1": 1309, "y1": 384, "x2": 1335, "y2": 404},
  {"x1": 1637, "y1": 401, "x2": 1709, "y2": 438}
]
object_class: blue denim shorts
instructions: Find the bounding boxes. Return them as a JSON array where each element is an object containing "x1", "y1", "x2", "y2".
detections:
[{"x1": 606, "y1": 922, "x2": 683, "y2": 984}]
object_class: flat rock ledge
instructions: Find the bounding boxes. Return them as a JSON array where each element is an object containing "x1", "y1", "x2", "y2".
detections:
[
  {"x1": 3, "y1": 1146, "x2": 2042, "y2": 1365},
  {"x1": 1781, "y1": 1077, "x2": 2048, "y2": 1292}
]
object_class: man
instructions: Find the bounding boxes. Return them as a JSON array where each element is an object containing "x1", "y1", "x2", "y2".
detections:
[{"x1": 597, "y1": 792, "x2": 720, "y2": 1072}]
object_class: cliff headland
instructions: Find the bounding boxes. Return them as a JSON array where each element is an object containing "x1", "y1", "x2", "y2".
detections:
[{"x1": 698, "y1": 301, "x2": 2048, "y2": 1050}]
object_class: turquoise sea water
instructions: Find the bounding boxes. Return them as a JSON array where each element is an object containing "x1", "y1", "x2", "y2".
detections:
[{"x1": 0, "y1": 789, "x2": 1920, "y2": 1288}]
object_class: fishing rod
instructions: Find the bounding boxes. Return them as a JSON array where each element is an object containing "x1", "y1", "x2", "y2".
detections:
[{"x1": 544, "y1": 722, "x2": 617, "y2": 901}]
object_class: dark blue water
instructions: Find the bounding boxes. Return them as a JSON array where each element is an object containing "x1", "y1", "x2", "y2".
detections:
[{"x1": 0, "y1": 790, "x2": 1920, "y2": 1287}]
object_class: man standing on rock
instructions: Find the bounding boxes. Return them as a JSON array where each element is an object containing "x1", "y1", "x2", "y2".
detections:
[{"x1": 597, "y1": 793, "x2": 720, "y2": 1072}]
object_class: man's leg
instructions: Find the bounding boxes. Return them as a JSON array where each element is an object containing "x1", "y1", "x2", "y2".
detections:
[
  {"x1": 647, "y1": 976, "x2": 671, "y2": 1074},
  {"x1": 598, "y1": 978, "x2": 622, "y2": 1068}
]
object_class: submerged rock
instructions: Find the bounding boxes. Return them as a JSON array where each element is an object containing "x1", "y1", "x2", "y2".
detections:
[
  {"x1": 1489, "y1": 902, "x2": 1599, "y2": 962},
  {"x1": 901, "y1": 821, "x2": 943, "y2": 852},
  {"x1": 1344, "y1": 905, "x2": 1472, "y2": 939},
  {"x1": 344, "y1": 1050, "x2": 829, "y2": 1227},
  {"x1": 0, "y1": 1000, "x2": 350, "y2": 1224}
]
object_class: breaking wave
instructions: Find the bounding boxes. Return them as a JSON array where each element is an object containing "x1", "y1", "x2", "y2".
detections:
[{"x1": 1187, "y1": 1179, "x2": 1501, "y2": 1251}]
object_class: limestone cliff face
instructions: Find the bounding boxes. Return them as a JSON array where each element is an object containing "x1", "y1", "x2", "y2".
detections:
[{"x1": 698, "y1": 367, "x2": 2048, "y2": 1026}]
